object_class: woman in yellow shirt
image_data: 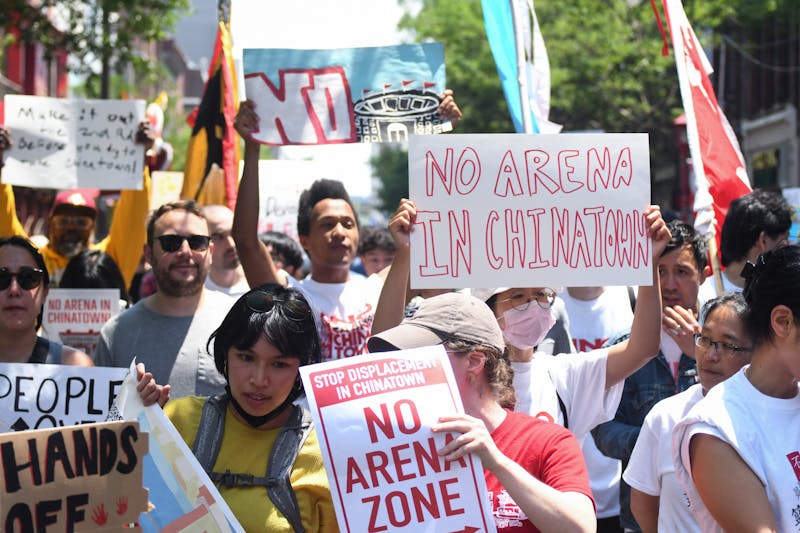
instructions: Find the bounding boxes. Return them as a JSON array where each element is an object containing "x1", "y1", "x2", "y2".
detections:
[{"x1": 142, "y1": 283, "x2": 337, "y2": 532}]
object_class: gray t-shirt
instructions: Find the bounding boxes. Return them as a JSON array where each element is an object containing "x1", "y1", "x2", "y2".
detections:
[{"x1": 94, "y1": 290, "x2": 233, "y2": 398}]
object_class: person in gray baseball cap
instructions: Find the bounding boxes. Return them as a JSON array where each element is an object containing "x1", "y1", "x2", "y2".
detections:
[{"x1": 368, "y1": 290, "x2": 597, "y2": 533}]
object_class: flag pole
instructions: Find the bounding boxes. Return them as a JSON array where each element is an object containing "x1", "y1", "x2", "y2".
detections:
[
  {"x1": 509, "y1": 0, "x2": 534, "y2": 134},
  {"x1": 707, "y1": 237, "x2": 725, "y2": 295}
]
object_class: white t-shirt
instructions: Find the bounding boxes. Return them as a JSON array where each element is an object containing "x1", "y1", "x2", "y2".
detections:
[
  {"x1": 624, "y1": 384, "x2": 704, "y2": 533},
  {"x1": 205, "y1": 275, "x2": 250, "y2": 297},
  {"x1": 672, "y1": 368, "x2": 800, "y2": 533},
  {"x1": 511, "y1": 347, "x2": 619, "y2": 446},
  {"x1": 289, "y1": 273, "x2": 383, "y2": 361},
  {"x1": 562, "y1": 286, "x2": 634, "y2": 518},
  {"x1": 697, "y1": 271, "x2": 741, "y2": 309}
]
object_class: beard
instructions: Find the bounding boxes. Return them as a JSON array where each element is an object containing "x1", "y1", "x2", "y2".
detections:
[
  {"x1": 54, "y1": 233, "x2": 88, "y2": 258},
  {"x1": 152, "y1": 260, "x2": 207, "y2": 297}
]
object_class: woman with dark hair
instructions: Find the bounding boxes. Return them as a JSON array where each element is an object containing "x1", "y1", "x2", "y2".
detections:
[
  {"x1": 0, "y1": 236, "x2": 92, "y2": 365},
  {"x1": 673, "y1": 246, "x2": 800, "y2": 532},
  {"x1": 625, "y1": 293, "x2": 752, "y2": 533},
  {"x1": 60, "y1": 249, "x2": 131, "y2": 307},
  {"x1": 140, "y1": 283, "x2": 336, "y2": 532}
]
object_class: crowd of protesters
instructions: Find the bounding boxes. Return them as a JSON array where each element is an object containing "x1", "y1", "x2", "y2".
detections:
[{"x1": 0, "y1": 89, "x2": 798, "y2": 533}]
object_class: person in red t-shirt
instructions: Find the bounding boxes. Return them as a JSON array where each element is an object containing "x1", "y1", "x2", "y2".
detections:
[{"x1": 369, "y1": 291, "x2": 596, "y2": 533}]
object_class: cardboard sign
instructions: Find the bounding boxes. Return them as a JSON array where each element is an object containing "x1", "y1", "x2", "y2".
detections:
[
  {"x1": 41, "y1": 289, "x2": 121, "y2": 359},
  {"x1": 2, "y1": 95, "x2": 145, "y2": 189},
  {"x1": 300, "y1": 346, "x2": 496, "y2": 533},
  {"x1": 0, "y1": 363, "x2": 127, "y2": 433},
  {"x1": 408, "y1": 133, "x2": 652, "y2": 289},
  {"x1": 0, "y1": 420, "x2": 148, "y2": 532},
  {"x1": 110, "y1": 361, "x2": 244, "y2": 532},
  {"x1": 243, "y1": 43, "x2": 450, "y2": 145},
  {"x1": 253, "y1": 159, "x2": 326, "y2": 239}
]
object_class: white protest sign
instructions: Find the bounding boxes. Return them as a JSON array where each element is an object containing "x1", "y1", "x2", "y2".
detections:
[
  {"x1": 2, "y1": 95, "x2": 145, "y2": 189},
  {"x1": 41, "y1": 288, "x2": 120, "y2": 358},
  {"x1": 110, "y1": 361, "x2": 244, "y2": 532},
  {"x1": 299, "y1": 346, "x2": 497, "y2": 533},
  {"x1": 0, "y1": 363, "x2": 127, "y2": 433},
  {"x1": 252, "y1": 160, "x2": 320, "y2": 240},
  {"x1": 408, "y1": 133, "x2": 652, "y2": 289}
]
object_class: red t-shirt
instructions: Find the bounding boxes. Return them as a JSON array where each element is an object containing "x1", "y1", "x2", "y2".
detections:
[{"x1": 487, "y1": 410, "x2": 594, "y2": 533}]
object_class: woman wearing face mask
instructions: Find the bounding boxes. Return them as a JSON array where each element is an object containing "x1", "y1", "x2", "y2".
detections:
[
  {"x1": 138, "y1": 283, "x2": 336, "y2": 532},
  {"x1": 375, "y1": 200, "x2": 671, "y2": 446}
]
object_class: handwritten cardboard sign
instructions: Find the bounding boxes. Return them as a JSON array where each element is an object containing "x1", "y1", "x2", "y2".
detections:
[
  {"x1": 243, "y1": 43, "x2": 450, "y2": 145},
  {"x1": 408, "y1": 133, "x2": 652, "y2": 289},
  {"x1": 0, "y1": 363, "x2": 127, "y2": 433},
  {"x1": 0, "y1": 420, "x2": 148, "y2": 531},
  {"x1": 300, "y1": 346, "x2": 496, "y2": 533},
  {"x1": 41, "y1": 289, "x2": 121, "y2": 359},
  {"x1": 253, "y1": 159, "x2": 326, "y2": 239},
  {"x1": 150, "y1": 170, "x2": 184, "y2": 209},
  {"x1": 2, "y1": 95, "x2": 145, "y2": 189},
  {"x1": 109, "y1": 361, "x2": 243, "y2": 532}
]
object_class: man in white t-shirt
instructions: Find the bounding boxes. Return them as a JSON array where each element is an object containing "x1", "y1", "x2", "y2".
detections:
[{"x1": 562, "y1": 286, "x2": 636, "y2": 533}]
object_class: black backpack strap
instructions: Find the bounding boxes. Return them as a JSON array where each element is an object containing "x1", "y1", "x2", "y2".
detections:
[
  {"x1": 192, "y1": 394, "x2": 228, "y2": 473},
  {"x1": 27, "y1": 336, "x2": 50, "y2": 364},
  {"x1": 266, "y1": 405, "x2": 313, "y2": 533},
  {"x1": 556, "y1": 390, "x2": 569, "y2": 430}
]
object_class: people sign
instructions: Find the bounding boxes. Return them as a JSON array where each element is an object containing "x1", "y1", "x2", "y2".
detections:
[
  {"x1": 300, "y1": 346, "x2": 497, "y2": 533},
  {"x1": 408, "y1": 133, "x2": 652, "y2": 289}
]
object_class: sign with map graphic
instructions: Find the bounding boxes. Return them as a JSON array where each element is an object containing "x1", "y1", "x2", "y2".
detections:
[
  {"x1": 243, "y1": 43, "x2": 450, "y2": 145},
  {"x1": 110, "y1": 361, "x2": 243, "y2": 532}
]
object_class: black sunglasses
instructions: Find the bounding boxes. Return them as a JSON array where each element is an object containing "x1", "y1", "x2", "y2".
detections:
[
  {"x1": 156, "y1": 234, "x2": 211, "y2": 252},
  {"x1": 0, "y1": 267, "x2": 45, "y2": 291},
  {"x1": 245, "y1": 291, "x2": 311, "y2": 319}
]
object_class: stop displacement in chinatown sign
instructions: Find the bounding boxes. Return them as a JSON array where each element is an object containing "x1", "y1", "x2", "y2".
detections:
[
  {"x1": 300, "y1": 346, "x2": 497, "y2": 533},
  {"x1": 408, "y1": 133, "x2": 652, "y2": 289}
]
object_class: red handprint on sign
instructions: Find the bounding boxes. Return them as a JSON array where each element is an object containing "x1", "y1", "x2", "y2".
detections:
[
  {"x1": 91, "y1": 504, "x2": 109, "y2": 525},
  {"x1": 116, "y1": 497, "x2": 128, "y2": 515}
]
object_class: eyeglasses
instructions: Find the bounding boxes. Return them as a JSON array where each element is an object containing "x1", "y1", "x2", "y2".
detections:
[
  {"x1": 51, "y1": 216, "x2": 93, "y2": 230},
  {"x1": 0, "y1": 267, "x2": 45, "y2": 291},
  {"x1": 245, "y1": 291, "x2": 311, "y2": 319},
  {"x1": 693, "y1": 334, "x2": 752, "y2": 357},
  {"x1": 498, "y1": 288, "x2": 556, "y2": 311},
  {"x1": 156, "y1": 234, "x2": 211, "y2": 252}
]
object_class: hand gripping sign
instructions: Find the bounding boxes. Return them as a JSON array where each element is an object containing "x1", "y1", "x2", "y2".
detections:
[{"x1": 300, "y1": 345, "x2": 497, "y2": 533}]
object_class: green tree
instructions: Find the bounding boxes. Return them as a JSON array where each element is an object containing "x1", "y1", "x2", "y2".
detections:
[
  {"x1": 371, "y1": 143, "x2": 410, "y2": 213},
  {"x1": 2, "y1": 0, "x2": 191, "y2": 98}
]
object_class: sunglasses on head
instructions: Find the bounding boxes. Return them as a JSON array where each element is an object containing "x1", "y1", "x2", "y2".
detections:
[
  {"x1": 0, "y1": 267, "x2": 45, "y2": 291},
  {"x1": 245, "y1": 291, "x2": 311, "y2": 319},
  {"x1": 156, "y1": 234, "x2": 211, "y2": 252}
]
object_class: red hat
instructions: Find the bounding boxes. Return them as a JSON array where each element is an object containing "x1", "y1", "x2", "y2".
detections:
[{"x1": 50, "y1": 189, "x2": 99, "y2": 218}]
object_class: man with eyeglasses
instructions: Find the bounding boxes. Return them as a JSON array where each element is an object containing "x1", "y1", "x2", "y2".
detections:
[
  {"x1": 201, "y1": 205, "x2": 249, "y2": 297},
  {"x1": 592, "y1": 220, "x2": 709, "y2": 532},
  {"x1": 0, "y1": 124, "x2": 153, "y2": 288},
  {"x1": 94, "y1": 200, "x2": 230, "y2": 398}
]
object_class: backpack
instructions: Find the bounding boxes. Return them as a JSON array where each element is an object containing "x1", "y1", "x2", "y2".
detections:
[{"x1": 192, "y1": 394, "x2": 313, "y2": 533}]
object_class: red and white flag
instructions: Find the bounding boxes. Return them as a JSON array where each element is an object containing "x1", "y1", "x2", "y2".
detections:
[{"x1": 662, "y1": 0, "x2": 751, "y2": 245}]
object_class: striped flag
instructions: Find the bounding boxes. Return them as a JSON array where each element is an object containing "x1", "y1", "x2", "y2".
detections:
[
  {"x1": 482, "y1": 0, "x2": 561, "y2": 134},
  {"x1": 661, "y1": 0, "x2": 751, "y2": 247},
  {"x1": 182, "y1": 16, "x2": 240, "y2": 209}
]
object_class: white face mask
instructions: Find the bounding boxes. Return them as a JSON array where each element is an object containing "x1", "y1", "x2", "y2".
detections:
[{"x1": 501, "y1": 305, "x2": 556, "y2": 349}]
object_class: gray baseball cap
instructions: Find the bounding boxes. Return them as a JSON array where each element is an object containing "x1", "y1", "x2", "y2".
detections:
[{"x1": 368, "y1": 292, "x2": 505, "y2": 353}]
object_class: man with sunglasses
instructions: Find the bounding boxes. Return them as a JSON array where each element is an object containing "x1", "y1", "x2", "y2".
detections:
[
  {"x1": 94, "y1": 200, "x2": 230, "y2": 398},
  {"x1": 0, "y1": 124, "x2": 153, "y2": 288}
]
